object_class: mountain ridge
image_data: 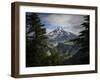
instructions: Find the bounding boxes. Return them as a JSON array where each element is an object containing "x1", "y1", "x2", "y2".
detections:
[{"x1": 47, "y1": 27, "x2": 77, "y2": 44}]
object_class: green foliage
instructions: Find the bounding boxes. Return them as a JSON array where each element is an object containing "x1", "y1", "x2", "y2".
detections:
[
  {"x1": 49, "y1": 48, "x2": 64, "y2": 65},
  {"x1": 68, "y1": 15, "x2": 89, "y2": 64},
  {"x1": 26, "y1": 13, "x2": 48, "y2": 67},
  {"x1": 78, "y1": 16, "x2": 89, "y2": 53},
  {"x1": 26, "y1": 13, "x2": 64, "y2": 67}
]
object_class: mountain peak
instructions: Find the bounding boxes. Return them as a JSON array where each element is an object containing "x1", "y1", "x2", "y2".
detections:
[
  {"x1": 53, "y1": 27, "x2": 62, "y2": 32},
  {"x1": 56, "y1": 26, "x2": 63, "y2": 31},
  {"x1": 51, "y1": 26, "x2": 64, "y2": 35},
  {"x1": 48, "y1": 26, "x2": 77, "y2": 42}
]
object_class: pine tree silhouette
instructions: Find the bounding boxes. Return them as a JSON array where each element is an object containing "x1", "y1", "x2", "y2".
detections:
[
  {"x1": 67, "y1": 16, "x2": 90, "y2": 64},
  {"x1": 26, "y1": 13, "x2": 48, "y2": 67}
]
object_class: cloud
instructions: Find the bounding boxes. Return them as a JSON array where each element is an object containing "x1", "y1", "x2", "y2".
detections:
[{"x1": 39, "y1": 13, "x2": 85, "y2": 35}]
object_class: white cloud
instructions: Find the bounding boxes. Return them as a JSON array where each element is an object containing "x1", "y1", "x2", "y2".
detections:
[
  {"x1": 46, "y1": 14, "x2": 83, "y2": 25},
  {"x1": 44, "y1": 14, "x2": 85, "y2": 35}
]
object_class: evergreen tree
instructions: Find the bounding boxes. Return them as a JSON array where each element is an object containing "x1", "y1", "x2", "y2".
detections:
[
  {"x1": 43, "y1": 47, "x2": 64, "y2": 66},
  {"x1": 69, "y1": 16, "x2": 90, "y2": 64},
  {"x1": 26, "y1": 13, "x2": 48, "y2": 67},
  {"x1": 26, "y1": 13, "x2": 64, "y2": 67},
  {"x1": 78, "y1": 15, "x2": 89, "y2": 63}
]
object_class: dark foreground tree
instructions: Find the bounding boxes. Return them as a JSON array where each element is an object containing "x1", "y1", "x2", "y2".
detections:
[
  {"x1": 67, "y1": 16, "x2": 90, "y2": 64},
  {"x1": 26, "y1": 13, "x2": 48, "y2": 67},
  {"x1": 26, "y1": 13, "x2": 64, "y2": 67}
]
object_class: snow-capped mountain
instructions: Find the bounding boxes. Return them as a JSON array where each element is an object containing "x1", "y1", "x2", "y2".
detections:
[
  {"x1": 47, "y1": 27, "x2": 80, "y2": 62},
  {"x1": 47, "y1": 27, "x2": 77, "y2": 43}
]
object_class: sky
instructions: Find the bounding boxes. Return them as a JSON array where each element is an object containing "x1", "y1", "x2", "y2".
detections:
[{"x1": 28, "y1": 13, "x2": 88, "y2": 35}]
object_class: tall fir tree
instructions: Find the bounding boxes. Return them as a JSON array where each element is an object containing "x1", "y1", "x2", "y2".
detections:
[
  {"x1": 68, "y1": 16, "x2": 90, "y2": 64},
  {"x1": 79, "y1": 16, "x2": 89, "y2": 52},
  {"x1": 78, "y1": 15, "x2": 89, "y2": 63},
  {"x1": 26, "y1": 13, "x2": 63, "y2": 67},
  {"x1": 26, "y1": 13, "x2": 48, "y2": 67}
]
